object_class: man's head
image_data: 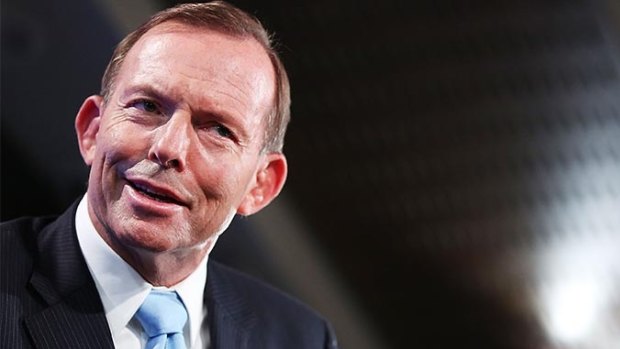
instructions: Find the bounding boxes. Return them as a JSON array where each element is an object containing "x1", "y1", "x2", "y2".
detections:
[
  {"x1": 101, "y1": 1, "x2": 290, "y2": 153},
  {"x1": 74, "y1": 2, "x2": 288, "y2": 285}
]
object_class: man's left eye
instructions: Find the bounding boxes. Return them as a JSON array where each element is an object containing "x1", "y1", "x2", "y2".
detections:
[{"x1": 214, "y1": 125, "x2": 233, "y2": 139}]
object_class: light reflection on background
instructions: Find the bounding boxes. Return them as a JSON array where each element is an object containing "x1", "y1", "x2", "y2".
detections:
[
  {"x1": 539, "y1": 245, "x2": 618, "y2": 347},
  {"x1": 536, "y1": 208, "x2": 620, "y2": 348}
]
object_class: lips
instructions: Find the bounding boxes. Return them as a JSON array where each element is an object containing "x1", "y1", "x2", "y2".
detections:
[{"x1": 126, "y1": 179, "x2": 187, "y2": 207}]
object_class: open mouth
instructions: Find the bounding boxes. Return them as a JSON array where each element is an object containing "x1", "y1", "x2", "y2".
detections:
[{"x1": 128, "y1": 181, "x2": 184, "y2": 206}]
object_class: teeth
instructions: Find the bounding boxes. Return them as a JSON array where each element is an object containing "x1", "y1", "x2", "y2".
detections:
[
  {"x1": 135, "y1": 183, "x2": 160, "y2": 196},
  {"x1": 133, "y1": 183, "x2": 175, "y2": 203}
]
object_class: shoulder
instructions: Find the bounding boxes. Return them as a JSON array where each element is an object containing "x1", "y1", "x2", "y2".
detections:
[
  {"x1": 1, "y1": 215, "x2": 57, "y2": 279},
  {"x1": 207, "y1": 261, "x2": 338, "y2": 348},
  {"x1": 1, "y1": 215, "x2": 56, "y2": 262},
  {"x1": 208, "y1": 261, "x2": 323, "y2": 320},
  {"x1": 1, "y1": 214, "x2": 57, "y2": 235}
]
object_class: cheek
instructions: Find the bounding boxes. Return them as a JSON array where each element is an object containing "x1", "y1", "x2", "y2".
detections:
[
  {"x1": 89, "y1": 128, "x2": 152, "y2": 198},
  {"x1": 96, "y1": 126, "x2": 151, "y2": 166},
  {"x1": 193, "y1": 163, "x2": 232, "y2": 199},
  {"x1": 191, "y1": 155, "x2": 254, "y2": 204}
]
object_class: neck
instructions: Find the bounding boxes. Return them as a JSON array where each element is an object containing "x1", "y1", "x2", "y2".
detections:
[{"x1": 93, "y1": 219, "x2": 215, "y2": 287}]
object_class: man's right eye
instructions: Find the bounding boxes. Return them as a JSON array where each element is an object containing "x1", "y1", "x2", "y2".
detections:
[{"x1": 133, "y1": 99, "x2": 160, "y2": 114}]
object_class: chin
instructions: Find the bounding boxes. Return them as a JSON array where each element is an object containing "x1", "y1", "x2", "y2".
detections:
[{"x1": 109, "y1": 216, "x2": 187, "y2": 253}]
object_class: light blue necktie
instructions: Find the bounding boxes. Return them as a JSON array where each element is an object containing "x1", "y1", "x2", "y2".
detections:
[{"x1": 135, "y1": 290, "x2": 188, "y2": 349}]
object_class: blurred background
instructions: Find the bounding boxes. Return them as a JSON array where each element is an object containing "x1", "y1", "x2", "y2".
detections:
[{"x1": 2, "y1": 0, "x2": 620, "y2": 348}]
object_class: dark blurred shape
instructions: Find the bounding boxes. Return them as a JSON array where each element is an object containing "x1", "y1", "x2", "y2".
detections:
[
  {"x1": 1, "y1": 131, "x2": 55, "y2": 219},
  {"x1": 1, "y1": 0, "x2": 117, "y2": 220}
]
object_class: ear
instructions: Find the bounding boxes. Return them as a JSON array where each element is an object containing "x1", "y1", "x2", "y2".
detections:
[
  {"x1": 237, "y1": 153, "x2": 288, "y2": 216},
  {"x1": 75, "y1": 95, "x2": 103, "y2": 165}
]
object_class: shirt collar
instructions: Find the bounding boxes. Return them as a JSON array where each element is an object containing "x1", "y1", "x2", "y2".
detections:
[{"x1": 75, "y1": 195, "x2": 208, "y2": 346}]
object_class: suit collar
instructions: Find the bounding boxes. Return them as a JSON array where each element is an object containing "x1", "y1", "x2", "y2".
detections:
[
  {"x1": 206, "y1": 261, "x2": 258, "y2": 349},
  {"x1": 30, "y1": 200, "x2": 90, "y2": 301},
  {"x1": 24, "y1": 200, "x2": 114, "y2": 349}
]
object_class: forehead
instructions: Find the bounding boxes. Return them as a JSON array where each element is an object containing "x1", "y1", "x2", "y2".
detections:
[
  {"x1": 115, "y1": 22, "x2": 276, "y2": 119},
  {"x1": 136, "y1": 21, "x2": 266, "y2": 62}
]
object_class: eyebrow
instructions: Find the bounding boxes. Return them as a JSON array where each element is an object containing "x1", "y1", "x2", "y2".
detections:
[{"x1": 121, "y1": 84, "x2": 172, "y2": 106}]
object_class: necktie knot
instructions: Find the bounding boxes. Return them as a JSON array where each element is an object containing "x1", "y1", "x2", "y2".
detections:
[{"x1": 136, "y1": 290, "x2": 188, "y2": 349}]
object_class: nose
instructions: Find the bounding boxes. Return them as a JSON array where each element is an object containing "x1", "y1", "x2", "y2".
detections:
[{"x1": 148, "y1": 113, "x2": 192, "y2": 171}]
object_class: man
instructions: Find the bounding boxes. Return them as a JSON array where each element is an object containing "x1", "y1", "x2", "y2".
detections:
[{"x1": 0, "y1": 2, "x2": 338, "y2": 348}]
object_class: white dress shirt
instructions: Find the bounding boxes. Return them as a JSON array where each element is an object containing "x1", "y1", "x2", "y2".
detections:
[{"x1": 75, "y1": 196, "x2": 210, "y2": 348}]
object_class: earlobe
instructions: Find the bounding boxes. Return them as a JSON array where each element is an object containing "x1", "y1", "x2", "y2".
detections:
[
  {"x1": 237, "y1": 153, "x2": 288, "y2": 216},
  {"x1": 75, "y1": 95, "x2": 103, "y2": 165}
]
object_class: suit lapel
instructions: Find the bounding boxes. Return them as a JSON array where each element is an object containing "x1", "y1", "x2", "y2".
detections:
[
  {"x1": 24, "y1": 201, "x2": 114, "y2": 349},
  {"x1": 205, "y1": 262, "x2": 258, "y2": 349},
  {"x1": 24, "y1": 279, "x2": 114, "y2": 349}
]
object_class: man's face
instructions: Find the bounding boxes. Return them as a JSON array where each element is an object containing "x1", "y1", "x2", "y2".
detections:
[{"x1": 77, "y1": 22, "x2": 284, "y2": 259}]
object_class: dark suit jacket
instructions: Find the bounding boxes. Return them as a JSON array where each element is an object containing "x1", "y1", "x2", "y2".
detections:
[{"x1": 0, "y1": 201, "x2": 338, "y2": 348}]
